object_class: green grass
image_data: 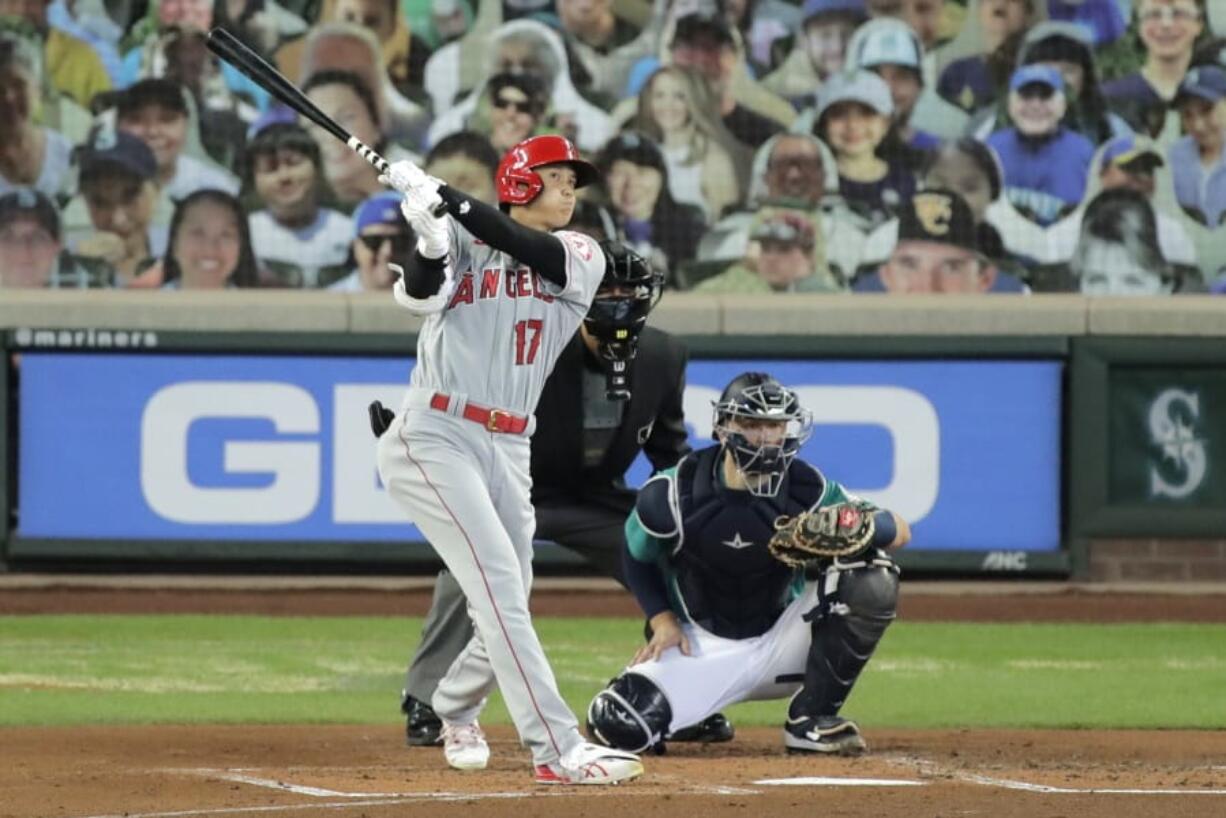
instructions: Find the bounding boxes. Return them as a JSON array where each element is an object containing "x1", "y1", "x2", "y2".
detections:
[{"x1": 1, "y1": 616, "x2": 1224, "y2": 729}]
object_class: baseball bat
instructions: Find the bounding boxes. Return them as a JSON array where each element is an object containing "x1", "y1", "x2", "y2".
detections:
[{"x1": 205, "y1": 27, "x2": 446, "y2": 216}]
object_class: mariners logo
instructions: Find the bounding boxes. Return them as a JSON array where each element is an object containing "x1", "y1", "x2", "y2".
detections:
[
  {"x1": 912, "y1": 193, "x2": 952, "y2": 236},
  {"x1": 1147, "y1": 388, "x2": 1208, "y2": 499}
]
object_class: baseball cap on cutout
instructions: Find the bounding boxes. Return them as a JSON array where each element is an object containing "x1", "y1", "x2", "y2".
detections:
[
  {"x1": 599, "y1": 131, "x2": 668, "y2": 174},
  {"x1": 897, "y1": 189, "x2": 979, "y2": 253},
  {"x1": 671, "y1": 12, "x2": 736, "y2": 49},
  {"x1": 247, "y1": 104, "x2": 298, "y2": 139},
  {"x1": 0, "y1": 188, "x2": 60, "y2": 240},
  {"x1": 1175, "y1": 66, "x2": 1226, "y2": 105},
  {"x1": 76, "y1": 128, "x2": 157, "y2": 181},
  {"x1": 817, "y1": 70, "x2": 894, "y2": 119},
  {"x1": 1009, "y1": 64, "x2": 1064, "y2": 93},
  {"x1": 1022, "y1": 20, "x2": 1093, "y2": 63},
  {"x1": 854, "y1": 22, "x2": 922, "y2": 69},
  {"x1": 801, "y1": 0, "x2": 867, "y2": 22},
  {"x1": 750, "y1": 208, "x2": 817, "y2": 251},
  {"x1": 1098, "y1": 134, "x2": 1164, "y2": 173},
  {"x1": 353, "y1": 191, "x2": 405, "y2": 235}
]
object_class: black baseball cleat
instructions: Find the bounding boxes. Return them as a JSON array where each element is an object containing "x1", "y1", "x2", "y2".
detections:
[
  {"x1": 669, "y1": 712, "x2": 735, "y2": 743},
  {"x1": 401, "y1": 695, "x2": 443, "y2": 747},
  {"x1": 783, "y1": 714, "x2": 868, "y2": 756}
]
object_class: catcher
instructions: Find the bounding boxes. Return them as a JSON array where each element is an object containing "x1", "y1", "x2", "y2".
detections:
[{"x1": 586, "y1": 372, "x2": 910, "y2": 756}]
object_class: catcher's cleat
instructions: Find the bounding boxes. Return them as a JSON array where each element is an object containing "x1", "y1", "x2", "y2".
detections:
[
  {"x1": 669, "y1": 712, "x2": 735, "y2": 744},
  {"x1": 783, "y1": 715, "x2": 868, "y2": 756},
  {"x1": 534, "y1": 742, "x2": 644, "y2": 785},
  {"x1": 401, "y1": 695, "x2": 443, "y2": 747}
]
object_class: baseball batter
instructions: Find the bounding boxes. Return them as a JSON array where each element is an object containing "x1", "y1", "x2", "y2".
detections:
[
  {"x1": 375, "y1": 136, "x2": 643, "y2": 785},
  {"x1": 586, "y1": 373, "x2": 910, "y2": 756}
]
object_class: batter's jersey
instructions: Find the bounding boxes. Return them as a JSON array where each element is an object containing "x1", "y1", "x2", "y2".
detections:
[{"x1": 409, "y1": 220, "x2": 605, "y2": 417}]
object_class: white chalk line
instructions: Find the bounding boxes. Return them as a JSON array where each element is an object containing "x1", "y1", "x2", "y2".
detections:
[
  {"x1": 205, "y1": 771, "x2": 396, "y2": 797},
  {"x1": 76, "y1": 751, "x2": 1226, "y2": 818},
  {"x1": 62, "y1": 766, "x2": 762, "y2": 818},
  {"x1": 755, "y1": 776, "x2": 925, "y2": 787},
  {"x1": 960, "y1": 772, "x2": 1226, "y2": 796},
  {"x1": 73, "y1": 799, "x2": 467, "y2": 818},
  {"x1": 886, "y1": 754, "x2": 1226, "y2": 796},
  {"x1": 72, "y1": 799, "x2": 532, "y2": 818},
  {"x1": 162, "y1": 767, "x2": 757, "y2": 799},
  {"x1": 200, "y1": 769, "x2": 756, "y2": 799},
  {"x1": 74, "y1": 787, "x2": 747, "y2": 818}
]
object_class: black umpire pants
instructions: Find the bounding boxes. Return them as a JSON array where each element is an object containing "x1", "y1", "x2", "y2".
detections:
[{"x1": 403, "y1": 499, "x2": 632, "y2": 704}]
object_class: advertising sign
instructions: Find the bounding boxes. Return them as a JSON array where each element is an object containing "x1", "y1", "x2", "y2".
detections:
[{"x1": 18, "y1": 355, "x2": 1062, "y2": 551}]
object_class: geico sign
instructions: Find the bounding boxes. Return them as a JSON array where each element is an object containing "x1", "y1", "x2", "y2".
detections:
[
  {"x1": 141, "y1": 382, "x2": 940, "y2": 525},
  {"x1": 141, "y1": 382, "x2": 405, "y2": 525}
]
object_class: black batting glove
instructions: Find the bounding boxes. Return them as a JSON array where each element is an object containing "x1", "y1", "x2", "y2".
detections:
[{"x1": 368, "y1": 400, "x2": 395, "y2": 438}]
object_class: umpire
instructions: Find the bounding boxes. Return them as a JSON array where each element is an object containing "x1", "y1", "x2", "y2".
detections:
[{"x1": 397, "y1": 240, "x2": 733, "y2": 747}]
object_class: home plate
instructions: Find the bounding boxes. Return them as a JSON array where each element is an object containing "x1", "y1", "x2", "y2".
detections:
[{"x1": 754, "y1": 776, "x2": 926, "y2": 787}]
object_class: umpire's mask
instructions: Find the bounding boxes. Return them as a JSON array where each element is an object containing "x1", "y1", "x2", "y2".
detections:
[{"x1": 584, "y1": 240, "x2": 663, "y2": 400}]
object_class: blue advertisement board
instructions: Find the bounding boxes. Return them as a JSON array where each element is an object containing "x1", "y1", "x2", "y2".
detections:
[{"x1": 18, "y1": 354, "x2": 1062, "y2": 551}]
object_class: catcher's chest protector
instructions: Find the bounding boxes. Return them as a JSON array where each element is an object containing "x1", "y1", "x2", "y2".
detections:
[{"x1": 672, "y1": 447, "x2": 824, "y2": 639}]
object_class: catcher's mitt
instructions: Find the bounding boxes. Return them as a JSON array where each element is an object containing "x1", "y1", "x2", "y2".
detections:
[{"x1": 769, "y1": 503, "x2": 877, "y2": 566}]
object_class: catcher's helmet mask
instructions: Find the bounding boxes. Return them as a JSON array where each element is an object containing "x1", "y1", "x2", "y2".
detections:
[
  {"x1": 496, "y1": 134, "x2": 598, "y2": 207},
  {"x1": 713, "y1": 373, "x2": 813, "y2": 497}
]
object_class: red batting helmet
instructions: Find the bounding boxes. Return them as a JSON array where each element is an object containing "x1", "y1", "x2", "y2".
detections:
[{"x1": 496, "y1": 135, "x2": 599, "y2": 206}]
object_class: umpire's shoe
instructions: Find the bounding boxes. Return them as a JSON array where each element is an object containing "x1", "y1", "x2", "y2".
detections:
[
  {"x1": 669, "y1": 712, "x2": 735, "y2": 743},
  {"x1": 401, "y1": 694, "x2": 443, "y2": 746},
  {"x1": 784, "y1": 714, "x2": 868, "y2": 756}
]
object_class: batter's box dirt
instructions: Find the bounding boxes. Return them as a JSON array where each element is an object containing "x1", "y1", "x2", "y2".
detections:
[{"x1": 3, "y1": 725, "x2": 1226, "y2": 818}]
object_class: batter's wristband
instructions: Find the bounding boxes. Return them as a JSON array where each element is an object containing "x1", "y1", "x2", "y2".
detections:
[{"x1": 403, "y1": 251, "x2": 446, "y2": 298}]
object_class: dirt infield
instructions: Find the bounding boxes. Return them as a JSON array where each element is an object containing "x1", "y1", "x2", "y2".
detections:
[
  {"x1": 4, "y1": 725, "x2": 1225, "y2": 818},
  {"x1": 4, "y1": 581, "x2": 1226, "y2": 818}
]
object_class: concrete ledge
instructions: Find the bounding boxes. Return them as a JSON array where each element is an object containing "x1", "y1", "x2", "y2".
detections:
[
  {"x1": 0, "y1": 290, "x2": 349, "y2": 332},
  {"x1": 717, "y1": 293, "x2": 1088, "y2": 336},
  {"x1": 2, "y1": 292, "x2": 1224, "y2": 339},
  {"x1": 346, "y1": 292, "x2": 427, "y2": 334},
  {"x1": 650, "y1": 293, "x2": 723, "y2": 335},
  {"x1": 1087, "y1": 296, "x2": 1226, "y2": 336}
]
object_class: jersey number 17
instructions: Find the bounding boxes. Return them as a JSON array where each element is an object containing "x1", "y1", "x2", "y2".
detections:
[{"x1": 514, "y1": 319, "x2": 543, "y2": 365}]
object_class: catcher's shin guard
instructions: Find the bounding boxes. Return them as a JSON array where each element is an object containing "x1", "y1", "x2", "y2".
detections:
[
  {"x1": 795, "y1": 563, "x2": 899, "y2": 718},
  {"x1": 586, "y1": 673, "x2": 673, "y2": 753}
]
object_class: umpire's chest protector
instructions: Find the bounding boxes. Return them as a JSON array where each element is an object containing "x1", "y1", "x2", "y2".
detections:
[{"x1": 671, "y1": 447, "x2": 824, "y2": 639}]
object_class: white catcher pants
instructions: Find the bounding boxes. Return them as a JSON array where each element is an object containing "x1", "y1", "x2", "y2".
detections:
[
  {"x1": 626, "y1": 582, "x2": 821, "y2": 733},
  {"x1": 376, "y1": 394, "x2": 583, "y2": 766}
]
